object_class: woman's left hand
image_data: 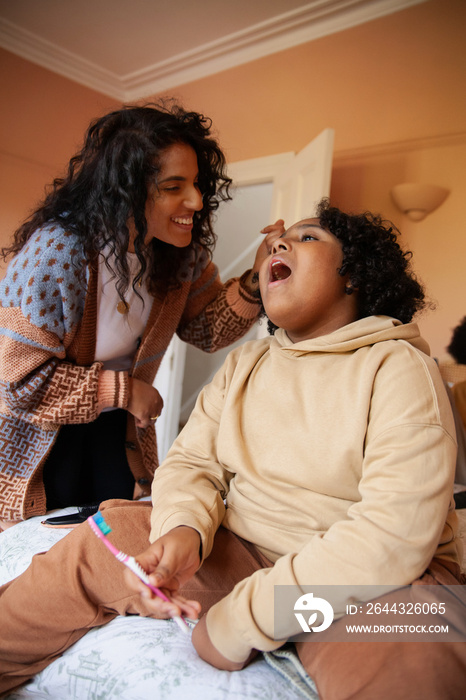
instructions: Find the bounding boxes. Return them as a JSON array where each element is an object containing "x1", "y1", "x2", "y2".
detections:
[
  {"x1": 191, "y1": 614, "x2": 258, "y2": 671},
  {"x1": 128, "y1": 378, "x2": 164, "y2": 429},
  {"x1": 243, "y1": 220, "x2": 286, "y2": 292}
]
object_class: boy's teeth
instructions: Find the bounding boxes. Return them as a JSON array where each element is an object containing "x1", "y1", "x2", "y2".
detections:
[{"x1": 271, "y1": 261, "x2": 291, "y2": 281}]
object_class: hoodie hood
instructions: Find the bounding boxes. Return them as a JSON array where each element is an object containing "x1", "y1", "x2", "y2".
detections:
[{"x1": 273, "y1": 316, "x2": 430, "y2": 357}]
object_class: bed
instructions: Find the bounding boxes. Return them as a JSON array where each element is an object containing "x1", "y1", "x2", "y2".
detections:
[{"x1": 1, "y1": 505, "x2": 465, "y2": 700}]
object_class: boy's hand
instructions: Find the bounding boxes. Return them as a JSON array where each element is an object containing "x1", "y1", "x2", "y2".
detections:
[
  {"x1": 243, "y1": 220, "x2": 286, "y2": 292},
  {"x1": 192, "y1": 614, "x2": 258, "y2": 670},
  {"x1": 124, "y1": 526, "x2": 202, "y2": 620}
]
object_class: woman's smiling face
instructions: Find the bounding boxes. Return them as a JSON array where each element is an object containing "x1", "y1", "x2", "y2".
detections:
[
  {"x1": 128, "y1": 142, "x2": 203, "y2": 251},
  {"x1": 259, "y1": 218, "x2": 358, "y2": 342}
]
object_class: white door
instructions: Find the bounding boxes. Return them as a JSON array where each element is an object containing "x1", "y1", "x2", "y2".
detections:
[
  {"x1": 258, "y1": 127, "x2": 335, "y2": 337},
  {"x1": 155, "y1": 128, "x2": 334, "y2": 459},
  {"x1": 153, "y1": 336, "x2": 186, "y2": 462},
  {"x1": 270, "y1": 127, "x2": 334, "y2": 224}
]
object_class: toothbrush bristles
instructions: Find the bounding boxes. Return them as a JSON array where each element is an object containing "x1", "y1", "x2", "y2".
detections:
[{"x1": 93, "y1": 510, "x2": 112, "y2": 535}]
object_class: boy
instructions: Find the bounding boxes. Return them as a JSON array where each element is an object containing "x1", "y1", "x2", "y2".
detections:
[{"x1": 0, "y1": 201, "x2": 464, "y2": 699}]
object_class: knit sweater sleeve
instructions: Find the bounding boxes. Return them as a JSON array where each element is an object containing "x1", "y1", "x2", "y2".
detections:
[
  {"x1": 176, "y1": 245, "x2": 261, "y2": 352},
  {"x1": 0, "y1": 227, "x2": 128, "y2": 429}
]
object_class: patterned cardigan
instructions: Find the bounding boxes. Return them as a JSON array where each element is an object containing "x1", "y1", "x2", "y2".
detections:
[{"x1": 0, "y1": 225, "x2": 261, "y2": 520}]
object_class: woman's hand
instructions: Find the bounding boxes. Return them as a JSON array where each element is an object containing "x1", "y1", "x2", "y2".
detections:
[
  {"x1": 243, "y1": 220, "x2": 286, "y2": 293},
  {"x1": 127, "y1": 378, "x2": 164, "y2": 429},
  {"x1": 124, "y1": 526, "x2": 202, "y2": 620},
  {"x1": 192, "y1": 614, "x2": 258, "y2": 670}
]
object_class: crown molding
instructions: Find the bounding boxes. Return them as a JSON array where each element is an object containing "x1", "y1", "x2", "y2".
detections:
[
  {"x1": 0, "y1": 0, "x2": 427, "y2": 102},
  {"x1": 0, "y1": 16, "x2": 123, "y2": 99}
]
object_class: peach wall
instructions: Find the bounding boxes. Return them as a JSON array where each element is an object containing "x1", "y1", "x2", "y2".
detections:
[
  {"x1": 0, "y1": 0, "x2": 465, "y2": 356},
  {"x1": 0, "y1": 48, "x2": 119, "y2": 240},
  {"x1": 158, "y1": 0, "x2": 465, "y2": 159},
  {"x1": 330, "y1": 137, "x2": 466, "y2": 357}
]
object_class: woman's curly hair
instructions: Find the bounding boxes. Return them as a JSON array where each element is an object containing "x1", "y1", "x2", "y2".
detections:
[
  {"x1": 2, "y1": 102, "x2": 232, "y2": 299},
  {"x1": 264, "y1": 199, "x2": 427, "y2": 334},
  {"x1": 447, "y1": 316, "x2": 466, "y2": 364}
]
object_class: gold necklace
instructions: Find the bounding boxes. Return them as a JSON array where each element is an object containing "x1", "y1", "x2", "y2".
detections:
[
  {"x1": 116, "y1": 277, "x2": 142, "y2": 315},
  {"x1": 116, "y1": 300, "x2": 130, "y2": 314}
]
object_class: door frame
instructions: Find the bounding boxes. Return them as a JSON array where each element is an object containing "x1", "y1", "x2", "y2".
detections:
[{"x1": 227, "y1": 151, "x2": 294, "y2": 187}]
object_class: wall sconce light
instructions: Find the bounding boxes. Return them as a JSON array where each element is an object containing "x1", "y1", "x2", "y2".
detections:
[{"x1": 390, "y1": 183, "x2": 450, "y2": 222}]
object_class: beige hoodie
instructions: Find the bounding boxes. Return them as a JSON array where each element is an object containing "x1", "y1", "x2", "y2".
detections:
[{"x1": 150, "y1": 316, "x2": 460, "y2": 662}]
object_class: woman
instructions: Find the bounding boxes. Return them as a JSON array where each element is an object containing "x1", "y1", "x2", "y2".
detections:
[{"x1": 0, "y1": 103, "x2": 282, "y2": 525}]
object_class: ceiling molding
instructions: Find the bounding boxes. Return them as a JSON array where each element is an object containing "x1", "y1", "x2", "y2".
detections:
[
  {"x1": 0, "y1": 0, "x2": 427, "y2": 102},
  {"x1": 0, "y1": 17, "x2": 123, "y2": 99}
]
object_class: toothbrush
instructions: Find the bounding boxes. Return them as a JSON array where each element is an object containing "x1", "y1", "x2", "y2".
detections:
[{"x1": 87, "y1": 511, "x2": 190, "y2": 634}]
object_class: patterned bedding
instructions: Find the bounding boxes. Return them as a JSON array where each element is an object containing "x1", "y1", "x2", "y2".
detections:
[
  {"x1": 0, "y1": 508, "x2": 317, "y2": 700},
  {"x1": 1, "y1": 507, "x2": 465, "y2": 699}
]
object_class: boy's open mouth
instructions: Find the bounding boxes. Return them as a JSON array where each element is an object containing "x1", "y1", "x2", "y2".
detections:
[{"x1": 270, "y1": 260, "x2": 291, "y2": 281}]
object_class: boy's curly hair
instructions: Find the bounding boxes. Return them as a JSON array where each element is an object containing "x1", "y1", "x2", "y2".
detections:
[
  {"x1": 264, "y1": 199, "x2": 427, "y2": 334},
  {"x1": 447, "y1": 317, "x2": 466, "y2": 364}
]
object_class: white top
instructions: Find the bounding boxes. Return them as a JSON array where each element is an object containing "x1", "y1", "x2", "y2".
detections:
[{"x1": 95, "y1": 250, "x2": 152, "y2": 371}]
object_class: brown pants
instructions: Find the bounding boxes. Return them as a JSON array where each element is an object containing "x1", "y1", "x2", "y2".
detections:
[
  {"x1": 0, "y1": 500, "x2": 465, "y2": 699},
  {"x1": 296, "y1": 558, "x2": 466, "y2": 700}
]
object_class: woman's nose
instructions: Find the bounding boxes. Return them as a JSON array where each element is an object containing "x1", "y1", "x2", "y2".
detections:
[{"x1": 185, "y1": 187, "x2": 203, "y2": 211}]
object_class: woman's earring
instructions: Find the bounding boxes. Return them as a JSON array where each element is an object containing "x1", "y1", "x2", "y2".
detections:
[{"x1": 345, "y1": 283, "x2": 354, "y2": 295}]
